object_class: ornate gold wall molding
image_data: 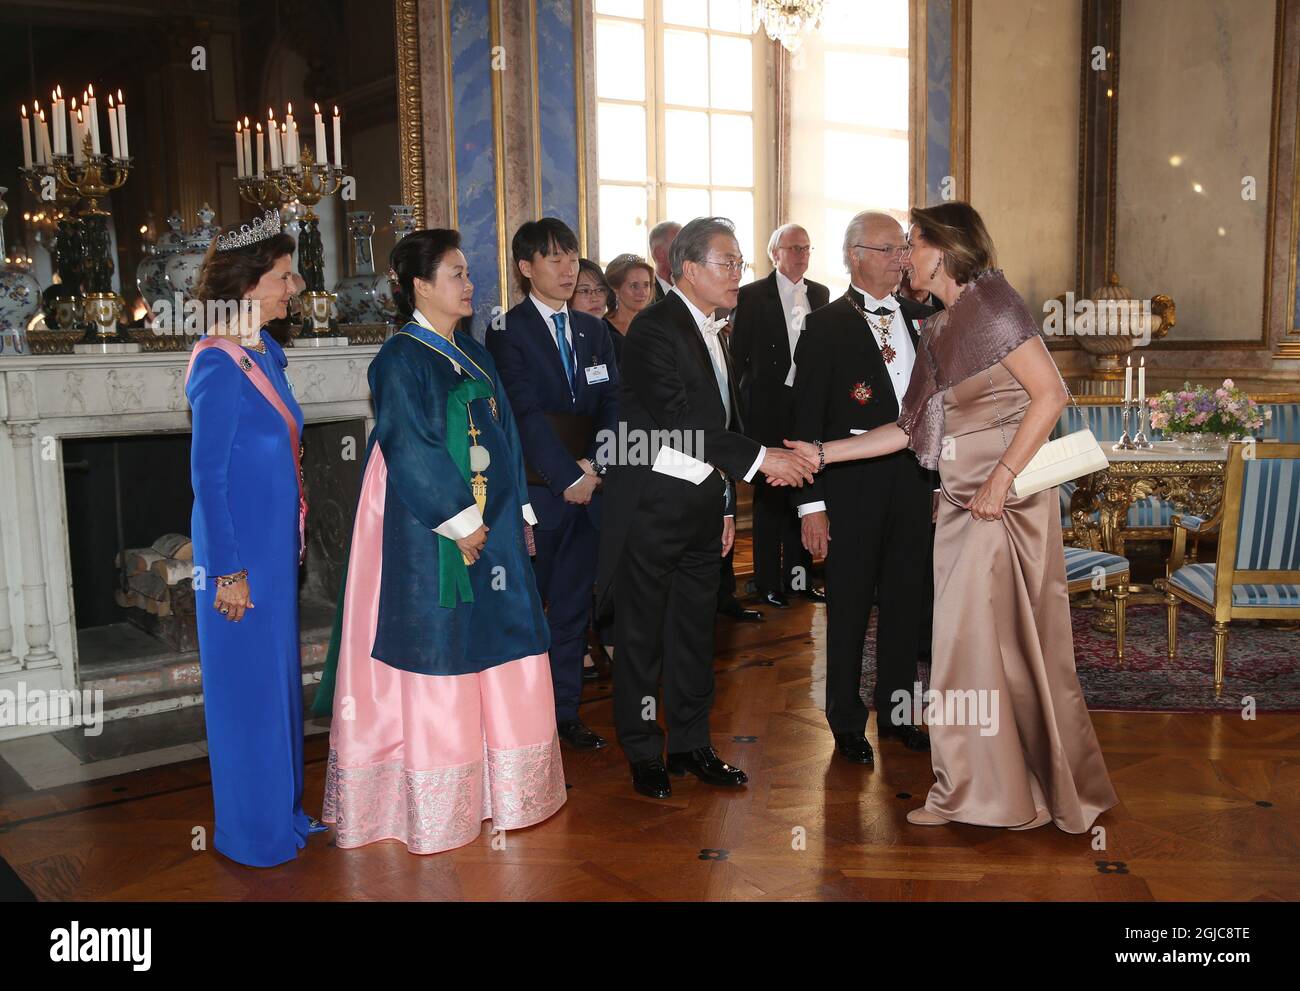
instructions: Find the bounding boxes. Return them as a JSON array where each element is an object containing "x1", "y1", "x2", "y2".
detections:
[{"x1": 394, "y1": 0, "x2": 426, "y2": 228}]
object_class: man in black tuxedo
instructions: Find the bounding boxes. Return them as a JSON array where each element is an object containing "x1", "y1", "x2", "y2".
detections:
[
  {"x1": 791, "y1": 211, "x2": 936, "y2": 765},
  {"x1": 597, "y1": 216, "x2": 814, "y2": 799},
  {"x1": 647, "y1": 220, "x2": 680, "y2": 302},
  {"x1": 731, "y1": 222, "x2": 831, "y2": 608}
]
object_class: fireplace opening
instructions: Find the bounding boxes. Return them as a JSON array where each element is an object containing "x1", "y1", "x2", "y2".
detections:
[{"x1": 63, "y1": 419, "x2": 366, "y2": 699}]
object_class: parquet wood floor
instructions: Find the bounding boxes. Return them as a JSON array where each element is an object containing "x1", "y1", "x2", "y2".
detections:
[{"x1": 2, "y1": 600, "x2": 1296, "y2": 901}]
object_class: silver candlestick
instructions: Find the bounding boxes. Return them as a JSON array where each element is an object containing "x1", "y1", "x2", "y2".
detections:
[
  {"x1": 1132, "y1": 397, "x2": 1153, "y2": 449},
  {"x1": 1112, "y1": 401, "x2": 1135, "y2": 451}
]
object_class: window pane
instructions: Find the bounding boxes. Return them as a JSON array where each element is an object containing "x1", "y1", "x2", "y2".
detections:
[
  {"x1": 710, "y1": 189, "x2": 754, "y2": 278},
  {"x1": 662, "y1": 30, "x2": 708, "y2": 107},
  {"x1": 709, "y1": 35, "x2": 751, "y2": 111},
  {"x1": 823, "y1": 130, "x2": 908, "y2": 211},
  {"x1": 821, "y1": 0, "x2": 907, "y2": 48},
  {"x1": 595, "y1": 19, "x2": 645, "y2": 101},
  {"x1": 599, "y1": 184, "x2": 650, "y2": 265},
  {"x1": 710, "y1": 114, "x2": 753, "y2": 186},
  {"x1": 664, "y1": 109, "x2": 711, "y2": 183},
  {"x1": 597, "y1": 103, "x2": 647, "y2": 181},
  {"x1": 595, "y1": 0, "x2": 643, "y2": 17},
  {"x1": 666, "y1": 186, "x2": 711, "y2": 225},
  {"x1": 709, "y1": 0, "x2": 752, "y2": 33},
  {"x1": 662, "y1": 0, "x2": 707, "y2": 27},
  {"x1": 824, "y1": 52, "x2": 907, "y2": 130}
]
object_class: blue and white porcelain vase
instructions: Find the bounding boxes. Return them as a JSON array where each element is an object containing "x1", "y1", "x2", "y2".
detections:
[
  {"x1": 137, "y1": 212, "x2": 185, "y2": 314},
  {"x1": 0, "y1": 187, "x2": 41, "y2": 353},
  {"x1": 165, "y1": 203, "x2": 219, "y2": 304},
  {"x1": 334, "y1": 211, "x2": 386, "y2": 324},
  {"x1": 373, "y1": 204, "x2": 418, "y2": 322}
]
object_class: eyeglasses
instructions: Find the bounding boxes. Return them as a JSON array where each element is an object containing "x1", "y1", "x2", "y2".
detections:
[
  {"x1": 854, "y1": 243, "x2": 909, "y2": 258},
  {"x1": 703, "y1": 257, "x2": 746, "y2": 276},
  {"x1": 572, "y1": 286, "x2": 606, "y2": 297},
  {"x1": 778, "y1": 245, "x2": 813, "y2": 256}
]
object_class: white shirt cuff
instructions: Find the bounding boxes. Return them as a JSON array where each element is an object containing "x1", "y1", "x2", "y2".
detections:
[
  {"x1": 796, "y1": 500, "x2": 827, "y2": 517},
  {"x1": 565, "y1": 473, "x2": 585, "y2": 491},
  {"x1": 522, "y1": 503, "x2": 538, "y2": 526},
  {"x1": 434, "y1": 504, "x2": 484, "y2": 540},
  {"x1": 743, "y1": 447, "x2": 766, "y2": 483}
]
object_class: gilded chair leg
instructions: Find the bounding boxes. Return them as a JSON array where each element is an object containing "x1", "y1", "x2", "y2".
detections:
[
  {"x1": 1113, "y1": 582, "x2": 1128, "y2": 663},
  {"x1": 1165, "y1": 592, "x2": 1179, "y2": 658},
  {"x1": 1212, "y1": 622, "x2": 1229, "y2": 695}
]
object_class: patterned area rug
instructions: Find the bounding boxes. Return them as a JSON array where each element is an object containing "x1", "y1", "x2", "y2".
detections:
[{"x1": 860, "y1": 605, "x2": 1300, "y2": 713}]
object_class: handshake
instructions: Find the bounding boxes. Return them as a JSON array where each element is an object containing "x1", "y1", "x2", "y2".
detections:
[{"x1": 761, "y1": 440, "x2": 822, "y2": 487}]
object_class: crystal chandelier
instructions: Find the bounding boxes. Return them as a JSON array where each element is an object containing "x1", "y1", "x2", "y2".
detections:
[{"x1": 752, "y1": 0, "x2": 826, "y2": 53}]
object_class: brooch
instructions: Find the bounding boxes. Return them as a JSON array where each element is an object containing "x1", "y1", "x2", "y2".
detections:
[
  {"x1": 850, "y1": 381, "x2": 873, "y2": 405},
  {"x1": 239, "y1": 356, "x2": 253, "y2": 371},
  {"x1": 487, "y1": 396, "x2": 499, "y2": 421}
]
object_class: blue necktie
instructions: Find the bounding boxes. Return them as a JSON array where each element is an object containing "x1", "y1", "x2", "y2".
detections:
[{"x1": 552, "y1": 312, "x2": 575, "y2": 395}]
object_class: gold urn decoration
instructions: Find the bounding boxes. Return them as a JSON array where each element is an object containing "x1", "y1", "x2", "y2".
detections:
[{"x1": 1074, "y1": 272, "x2": 1175, "y2": 370}]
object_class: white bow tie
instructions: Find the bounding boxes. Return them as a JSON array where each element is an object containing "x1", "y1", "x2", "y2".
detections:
[
  {"x1": 859, "y1": 289, "x2": 899, "y2": 312},
  {"x1": 700, "y1": 314, "x2": 727, "y2": 339}
]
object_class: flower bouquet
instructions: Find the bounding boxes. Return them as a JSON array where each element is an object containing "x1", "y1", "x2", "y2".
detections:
[{"x1": 1147, "y1": 379, "x2": 1270, "y2": 450}]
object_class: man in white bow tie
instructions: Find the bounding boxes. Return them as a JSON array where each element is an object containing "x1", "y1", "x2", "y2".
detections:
[
  {"x1": 790, "y1": 211, "x2": 938, "y2": 765},
  {"x1": 596, "y1": 216, "x2": 815, "y2": 800}
]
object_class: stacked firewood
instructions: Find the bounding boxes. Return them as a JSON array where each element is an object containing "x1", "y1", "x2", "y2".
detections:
[{"x1": 114, "y1": 533, "x2": 194, "y2": 618}]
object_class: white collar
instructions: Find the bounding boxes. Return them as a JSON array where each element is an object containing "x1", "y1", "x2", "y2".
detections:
[
  {"x1": 529, "y1": 293, "x2": 569, "y2": 325},
  {"x1": 657, "y1": 273, "x2": 673, "y2": 293},
  {"x1": 774, "y1": 269, "x2": 805, "y2": 296},
  {"x1": 411, "y1": 309, "x2": 462, "y2": 370},
  {"x1": 851, "y1": 284, "x2": 899, "y2": 312},
  {"x1": 671, "y1": 285, "x2": 713, "y2": 330}
]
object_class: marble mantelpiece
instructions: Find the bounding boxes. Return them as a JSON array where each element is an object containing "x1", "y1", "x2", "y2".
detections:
[{"x1": 0, "y1": 343, "x2": 379, "y2": 740}]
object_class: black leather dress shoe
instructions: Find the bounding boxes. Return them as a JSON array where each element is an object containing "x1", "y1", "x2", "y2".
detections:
[
  {"x1": 307, "y1": 817, "x2": 330, "y2": 835},
  {"x1": 761, "y1": 590, "x2": 790, "y2": 608},
  {"x1": 582, "y1": 660, "x2": 599, "y2": 682},
  {"x1": 879, "y1": 723, "x2": 931, "y2": 751},
  {"x1": 718, "y1": 601, "x2": 764, "y2": 622},
  {"x1": 833, "y1": 733, "x2": 875, "y2": 764},
  {"x1": 799, "y1": 586, "x2": 827, "y2": 603},
  {"x1": 666, "y1": 746, "x2": 748, "y2": 786},
  {"x1": 630, "y1": 758, "x2": 672, "y2": 799},
  {"x1": 558, "y1": 718, "x2": 608, "y2": 751}
]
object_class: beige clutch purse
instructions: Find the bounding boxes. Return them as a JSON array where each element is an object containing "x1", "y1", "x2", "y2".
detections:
[{"x1": 989, "y1": 371, "x2": 1109, "y2": 497}]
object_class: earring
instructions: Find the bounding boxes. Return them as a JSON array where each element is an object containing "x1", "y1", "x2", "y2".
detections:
[{"x1": 928, "y1": 258, "x2": 942, "y2": 280}]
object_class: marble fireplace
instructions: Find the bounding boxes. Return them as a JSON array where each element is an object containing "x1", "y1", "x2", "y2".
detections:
[{"x1": 0, "y1": 343, "x2": 379, "y2": 740}]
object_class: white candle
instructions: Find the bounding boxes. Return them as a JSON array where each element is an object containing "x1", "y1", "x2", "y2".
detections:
[
  {"x1": 242, "y1": 116, "x2": 252, "y2": 177},
  {"x1": 267, "y1": 109, "x2": 280, "y2": 169},
  {"x1": 38, "y1": 109, "x2": 51, "y2": 165},
  {"x1": 87, "y1": 85, "x2": 100, "y2": 155},
  {"x1": 116, "y1": 90, "x2": 128, "y2": 158},
  {"x1": 54, "y1": 86, "x2": 65, "y2": 156},
  {"x1": 20, "y1": 105, "x2": 32, "y2": 168},
  {"x1": 1123, "y1": 356, "x2": 1132, "y2": 403},
  {"x1": 313, "y1": 103, "x2": 326, "y2": 165},
  {"x1": 333, "y1": 106, "x2": 342, "y2": 169},
  {"x1": 255, "y1": 122, "x2": 264, "y2": 178},
  {"x1": 281, "y1": 123, "x2": 290, "y2": 168},
  {"x1": 235, "y1": 120, "x2": 244, "y2": 177},
  {"x1": 73, "y1": 107, "x2": 84, "y2": 164},
  {"x1": 1138, "y1": 356, "x2": 1146, "y2": 404},
  {"x1": 107, "y1": 93, "x2": 120, "y2": 158},
  {"x1": 285, "y1": 104, "x2": 295, "y2": 165}
]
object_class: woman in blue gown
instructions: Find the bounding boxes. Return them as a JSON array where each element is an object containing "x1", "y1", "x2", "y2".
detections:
[{"x1": 187, "y1": 211, "x2": 323, "y2": 867}]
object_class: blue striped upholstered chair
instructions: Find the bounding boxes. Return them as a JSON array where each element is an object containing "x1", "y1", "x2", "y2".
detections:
[
  {"x1": 1062, "y1": 546, "x2": 1130, "y2": 660},
  {"x1": 1054, "y1": 404, "x2": 1174, "y2": 542},
  {"x1": 1258, "y1": 402, "x2": 1300, "y2": 443},
  {"x1": 1165, "y1": 441, "x2": 1300, "y2": 692}
]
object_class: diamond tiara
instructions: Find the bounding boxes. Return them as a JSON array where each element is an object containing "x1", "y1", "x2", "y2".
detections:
[{"x1": 216, "y1": 209, "x2": 284, "y2": 252}]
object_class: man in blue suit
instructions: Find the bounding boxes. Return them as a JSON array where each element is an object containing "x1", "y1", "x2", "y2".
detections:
[{"x1": 487, "y1": 218, "x2": 620, "y2": 751}]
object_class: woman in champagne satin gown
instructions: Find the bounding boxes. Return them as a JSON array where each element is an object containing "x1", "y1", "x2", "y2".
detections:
[{"x1": 785, "y1": 203, "x2": 1117, "y2": 833}]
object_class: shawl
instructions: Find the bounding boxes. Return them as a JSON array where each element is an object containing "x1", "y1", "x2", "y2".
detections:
[{"x1": 896, "y1": 269, "x2": 1042, "y2": 469}]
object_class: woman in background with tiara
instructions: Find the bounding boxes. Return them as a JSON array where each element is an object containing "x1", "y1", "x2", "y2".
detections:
[
  {"x1": 312, "y1": 228, "x2": 566, "y2": 855},
  {"x1": 188, "y1": 210, "x2": 326, "y2": 868}
]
